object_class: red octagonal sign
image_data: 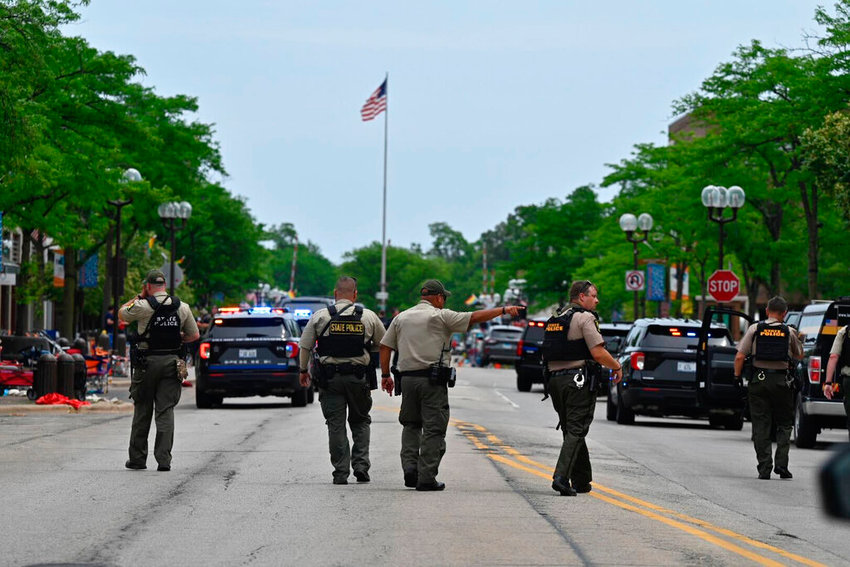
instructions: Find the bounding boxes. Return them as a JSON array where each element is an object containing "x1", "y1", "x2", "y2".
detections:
[{"x1": 707, "y1": 269, "x2": 740, "y2": 303}]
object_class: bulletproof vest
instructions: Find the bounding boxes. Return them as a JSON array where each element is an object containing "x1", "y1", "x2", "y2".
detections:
[
  {"x1": 541, "y1": 306, "x2": 596, "y2": 362},
  {"x1": 838, "y1": 327, "x2": 850, "y2": 371},
  {"x1": 316, "y1": 304, "x2": 366, "y2": 358},
  {"x1": 753, "y1": 322, "x2": 790, "y2": 362},
  {"x1": 143, "y1": 296, "x2": 183, "y2": 353}
]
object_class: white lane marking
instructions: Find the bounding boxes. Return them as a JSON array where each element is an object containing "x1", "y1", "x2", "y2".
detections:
[{"x1": 494, "y1": 389, "x2": 520, "y2": 408}]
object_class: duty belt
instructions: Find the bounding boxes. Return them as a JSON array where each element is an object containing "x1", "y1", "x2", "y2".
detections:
[
  {"x1": 321, "y1": 362, "x2": 367, "y2": 376},
  {"x1": 398, "y1": 368, "x2": 431, "y2": 378},
  {"x1": 548, "y1": 368, "x2": 582, "y2": 377},
  {"x1": 753, "y1": 368, "x2": 787, "y2": 381},
  {"x1": 549, "y1": 367, "x2": 587, "y2": 388}
]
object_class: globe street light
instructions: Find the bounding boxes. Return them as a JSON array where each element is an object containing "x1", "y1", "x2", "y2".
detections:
[
  {"x1": 157, "y1": 201, "x2": 193, "y2": 291},
  {"x1": 701, "y1": 185, "x2": 746, "y2": 269},
  {"x1": 108, "y1": 167, "x2": 142, "y2": 344},
  {"x1": 620, "y1": 212, "x2": 653, "y2": 318}
]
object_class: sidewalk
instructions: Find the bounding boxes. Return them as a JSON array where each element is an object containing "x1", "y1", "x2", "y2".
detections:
[{"x1": 0, "y1": 378, "x2": 133, "y2": 415}]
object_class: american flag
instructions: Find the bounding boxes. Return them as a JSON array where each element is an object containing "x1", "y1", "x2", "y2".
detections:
[{"x1": 360, "y1": 79, "x2": 387, "y2": 121}]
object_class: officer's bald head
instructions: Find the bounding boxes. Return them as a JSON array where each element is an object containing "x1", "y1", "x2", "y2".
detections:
[{"x1": 335, "y1": 276, "x2": 357, "y2": 300}]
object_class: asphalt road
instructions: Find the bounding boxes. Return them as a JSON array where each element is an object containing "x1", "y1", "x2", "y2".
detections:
[{"x1": 1, "y1": 365, "x2": 848, "y2": 566}]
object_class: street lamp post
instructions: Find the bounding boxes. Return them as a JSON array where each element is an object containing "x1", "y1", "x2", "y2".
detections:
[
  {"x1": 108, "y1": 168, "x2": 142, "y2": 342},
  {"x1": 157, "y1": 201, "x2": 193, "y2": 291},
  {"x1": 701, "y1": 185, "x2": 746, "y2": 269},
  {"x1": 619, "y1": 212, "x2": 654, "y2": 319}
]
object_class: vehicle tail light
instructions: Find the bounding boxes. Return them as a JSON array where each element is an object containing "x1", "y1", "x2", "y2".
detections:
[
  {"x1": 485, "y1": 338, "x2": 496, "y2": 345},
  {"x1": 808, "y1": 355, "x2": 821, "y2": 384},
  {"x1": 199, "y1": 342, "x2": 210, "y2": 360},
  {"x1": 630, "y1": 352, "x2": 645, "y2": 371},
  {"x1": 286, "y1": 341, "x2": 299, "y2": 359},
  {"x1": 516, "y1": 339, "x2": 524, "y2": 357}
]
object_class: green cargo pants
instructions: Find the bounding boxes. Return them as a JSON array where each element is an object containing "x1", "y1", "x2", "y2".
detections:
[
  {"x1": 128, "y1": 354, "x2": 182, "y2": 467},
  {"x1": 319, "y1": 372, "x2": 372, "y2": 481},
  {"x1": 398, "y1": 375, "x2": 449, "y2": 484},
  {"x1": 748, "y1": 369, "x2": 794, "y2": 476},
  {"x1": 549, "y1": 372, "x2": 596, "y2": 485}
]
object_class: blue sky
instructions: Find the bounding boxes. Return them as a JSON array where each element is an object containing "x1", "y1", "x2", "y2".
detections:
[{"x1": 69, "y1": 1, "x2": 824, "y2": 263}]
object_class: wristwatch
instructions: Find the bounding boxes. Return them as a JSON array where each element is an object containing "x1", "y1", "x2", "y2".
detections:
[
  {"x1": 501, "y1": 306, "x2": 506, "y2": 315},
  {"x1": 299, "y1": 368, "x2": 308, "y2": 373},
  {"x1": 381, "y1": 373, "x2": 391, "y2": 378}
]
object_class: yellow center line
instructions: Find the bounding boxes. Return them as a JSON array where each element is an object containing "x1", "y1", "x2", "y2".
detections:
[{"x1": 457, "y1": 419, "x2": 825, "y2": 567}]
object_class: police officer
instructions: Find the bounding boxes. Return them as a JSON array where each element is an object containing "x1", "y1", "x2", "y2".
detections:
[
  {"x1": 119, "y1": 269, "x2": 199, "y2": 471},
  {"x1": 545, "y1": 280, "x2": 623, "y2": 496},
  {"x1": 734, "y1": 296, "x2": 803, "y2": 480},
  {"x1": 823, "y1": 324, "x2": 850, "y2": 440},
  {"x1": 299, "y1": 276, "x2": 385, "y2": 485},
  {"x1": 379, "y1": 279, "x2": 523, "y2": 491}
]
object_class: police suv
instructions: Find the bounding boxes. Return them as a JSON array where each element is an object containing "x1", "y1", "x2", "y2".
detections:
[
  {"x1": 195, "y1": 307, "x2": 311, "y2": 408},
  {"x1": 607, "y1": 316, "x2": 743, "y2": 429},
  {"x1": 794, "y1": 297, "x2": 850, "y2": 447}
]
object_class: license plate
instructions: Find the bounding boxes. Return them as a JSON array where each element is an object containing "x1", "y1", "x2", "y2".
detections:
[
  {"x1": 502, "y1": 343, "x2": 513, "y2": 349},
  {"x1": 677, "y1": 361, "x2": 696, "y2": 373},
  {"x1": 239, "y1": 349, "x2": 257, "y2": 358}
]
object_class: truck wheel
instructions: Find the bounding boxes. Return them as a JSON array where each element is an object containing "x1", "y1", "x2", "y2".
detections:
[
  {"x1": 616, "y1": 390, "x2": 635, "y2": 425},
  {"x1": 516, "y1": 372, "x2": 532, "y2": 392},
  {"x1": 291, "y1": 387, "x2": 308, "y2": 407},
  {"x1": 794, "y1": 394, "x2": 818, "y2": 448},
  {"x1": 606, "y1": 391, "x2": 616, "y2": 421},
  {"x1": 725, "y1": 412, "x2": 744, "y2": 431}
]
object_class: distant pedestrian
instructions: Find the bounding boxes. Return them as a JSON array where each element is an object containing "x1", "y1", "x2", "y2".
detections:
[
  {"x1": 543, "y1": 280, "x2": 622, "y2": 496},
  {"x1": 298, "y1": 276, "x2": 385, "y2": 485},
  {"x1": 119, "y1": 269, "x2": 199, "y2": 472},
  {"x1": 104, "y1": 306, "x2": 116, "y2": 347},
  {"x1": 734, "y1": 296, "x2": 803, "y2": 480},
  {"x1": 380, "y1": 279, "x2": 523, "y2": 491}
]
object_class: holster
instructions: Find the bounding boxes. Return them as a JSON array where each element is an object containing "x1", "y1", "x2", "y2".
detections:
[
  {"x1": 392, "y1": 366, "x2": 402, "y2": 395},
  {"x1": 130, "y1": 344, "x2": 147, "y2": 370},
  {"x1": 429, "y1": 365, "x2": 456, "y2": 387},
  {"x1": 311, "y1": 351, "x2": 329, "y2": 389}
]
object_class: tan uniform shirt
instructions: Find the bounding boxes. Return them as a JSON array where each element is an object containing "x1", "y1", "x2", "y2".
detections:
[
  {"x1": 737, "y1": 317, "x2": 803, "y2": 370},
  {"x1": 298, "y1": 300, "x2": 386, "y2": 369},
  {"x1": 548, "y1": 306, "x2": 605, "y2": 371},
  {"x1": 829, "y1": 326, "x2": 850, "y2": 377},
  {"x1": 119, "y1": 291, "x2": 199, "y2": 348},
  {"x1": 381, "y1": 300, "x2": 472, "y2": 372}
]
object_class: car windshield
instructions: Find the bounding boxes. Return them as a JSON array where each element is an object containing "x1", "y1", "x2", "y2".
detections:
[
  {"x1": 490, "y1": 328, "x2": 522, "y2": 340},
  {"x1": 641, "y1": 325, "x2": 731, "y2": 349},
  {"x1": 798, "y1": 312, "x2": 825, "y2": 344},
  {"x1": 210, "y1": 317, "x2": 291, "y2": 339},
  {"x1": 279, "y1": 301, "x2": 330, "y2": 319}
]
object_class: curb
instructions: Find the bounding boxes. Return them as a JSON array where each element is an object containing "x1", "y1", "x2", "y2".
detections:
[{"x1": 0, "y1": 401, "x2": 134, "y2": 415}]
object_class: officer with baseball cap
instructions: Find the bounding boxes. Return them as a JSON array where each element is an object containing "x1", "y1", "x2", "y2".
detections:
[{"x1": 380, "y1": 279, "x2": 523, "y2": 491}]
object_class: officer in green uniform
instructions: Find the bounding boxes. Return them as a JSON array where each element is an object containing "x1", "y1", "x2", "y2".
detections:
[
  {"x1": 299, "y1": 276, "x2": 386, "y2": 485},
  {"x1": 119, "y1": 269, "x2": 199, "y2": 471},
  {"x1": 545, "y1": 280, "x2": 623, "y2": 496},
  {"x1": 380, "y1": 279, "x2": 523, "y2": 491},
  {"x1": 822, "y1": 324, "x2": 850, "y2": 439},
  {"x1": 734, "y1": 296, "x2": 803, "y2": 480}
]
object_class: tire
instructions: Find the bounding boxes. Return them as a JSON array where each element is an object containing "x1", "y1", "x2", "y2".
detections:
[
  {"x1": 725, "y1": 412, "x2": 744, "y2": 431},
  {"x1": 516, "y1": 372, "x2": 532, "y2": 392},
  {"x1": 794, "y1": 394, "x2": 818, "y2": 448},
  {"x1": 291, "y1": 387, "x2": 309, "y2": 407},
  {"x1": 606, "y1": 391, "x2": 616, "y2": 421},
  {"x1": 195, "y1": 388, "x2": 214, "y2": 409},
  {"x1": 26, "y1": 388, "x2": 36, "y2": 401},
  {"x1": 615, "y1": 390, "x2": 635, "y2": 425},
  {"x1": 708, "y1": 414, "x2": 723, "y2": 429},
  {"x1": 480, "y1": 355, "x2": 490, "y2": 367}
]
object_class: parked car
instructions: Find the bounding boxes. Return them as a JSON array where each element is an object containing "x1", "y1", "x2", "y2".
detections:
[
  {"x1": 600, "y1": 321, "x2": 633, "y2": 356},
  {"x1": 480, "y1": 325, "x2": 522, "y2": 366},
  {"x1": 793, "y1": 297, "x2": 850, "y2": 447},
  {"x1": 195, "y1": 306, "x2": 311, "y2": 408},
  {"x1": 607, "y1": 315, "x2": 744, "y2": 429},
  {"x1": 515, "y1": 319, "x2": 546, "y2": 391}
]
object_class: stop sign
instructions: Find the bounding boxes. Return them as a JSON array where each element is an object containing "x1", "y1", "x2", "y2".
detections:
[{"x1": 707, "y1": 270, "x2": 740, "y2": 303}]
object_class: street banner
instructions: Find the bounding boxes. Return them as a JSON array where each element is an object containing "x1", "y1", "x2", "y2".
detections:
[
  {"x1": 53, "y1": 249, "x2": 64, "y2": 287},
  {"x1": 647, "y1": 264, "x2": 666, "y2": 301},
  {"x1": 79, "y1": 253, "x2": 98, "y2": 288},
  {"x1": 669, "y1": 266, "x2": 690, "y2": 300}
]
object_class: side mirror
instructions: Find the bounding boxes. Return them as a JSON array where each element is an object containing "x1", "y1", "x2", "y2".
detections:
[{"x1": 821, "y1": 445, "x2": 850, "y2": 519}]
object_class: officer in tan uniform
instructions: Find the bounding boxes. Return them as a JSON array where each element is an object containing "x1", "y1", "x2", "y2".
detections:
[
  {"x1": 822, "y1": 325, "x2": 850, "y2": 440},
  {"x1": 380, "y1": 279, "x2": 523, "y2": 491},
  {"x1": 119, "y1": 269, "x2": 199, "y2": 471},
  {"x1": 299, "y1": 277, "x2": 385, "y2": 485},
  {"x1": 734, "y1": 296, "x2": 803, "y2": 479},
  {"x1": 544, "y1": 280, "x2": 622, "y2": 496}
]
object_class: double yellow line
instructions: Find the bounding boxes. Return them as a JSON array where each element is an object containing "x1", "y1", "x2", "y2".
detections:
[{"x1": 452, "y1": 419, "x2": 825, "y2": 567}]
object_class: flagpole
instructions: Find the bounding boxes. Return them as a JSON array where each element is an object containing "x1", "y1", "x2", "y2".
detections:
[{"x1": 379, "y1": 73, "x2": 389, "y2": 314}]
